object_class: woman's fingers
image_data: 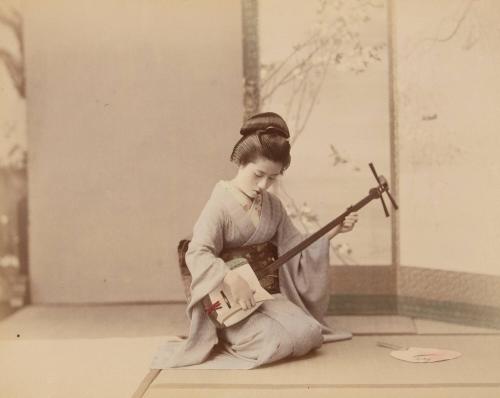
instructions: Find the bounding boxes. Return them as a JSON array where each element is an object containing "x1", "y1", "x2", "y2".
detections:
[
  {"x1": 238, "y1": 299, "x2": 248, "y2": 310},
  {"x1": 340, "y1": 213, "x2": 358, "y2": 232},
  {"x1": 346, "y1": 214, "x2": 358, "y2": 222},
  {"x1": 226, "y1": 272, "x2": 258, "y2": 310},
  {"x1": 237, "y1": 292, "x2": 257, "y2": 310},
  {"x1": 241, "y1": 300, "x2": 254, "y2": 310}
]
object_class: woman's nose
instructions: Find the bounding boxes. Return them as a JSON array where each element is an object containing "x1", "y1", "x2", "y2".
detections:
[{"x1": 257, "y1": 178, "x2": 268, "y2": 190}]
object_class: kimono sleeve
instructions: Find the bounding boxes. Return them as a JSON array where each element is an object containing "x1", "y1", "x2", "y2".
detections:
[
  {"x1": 153, "y1": 195, "x2": 227, "y2": 369},
  {"x1": 185, "y1": 196, "x2": 229, "y2": 305},
  {"x1": 273, "y1": 197, "x2": 331, "y2": 322}
]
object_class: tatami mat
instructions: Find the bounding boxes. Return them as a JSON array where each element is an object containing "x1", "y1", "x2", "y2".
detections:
[
  {"x1": 0, "y1": 304, "x2": 188, "y2": 339},
  {"x1": 2, "y1": 306, "x2": 500, "y2": 397},
  {"x1": 2, "y1": 335, "x2": 499, "y2": 398},
  {"x1": 150, "y1": 335, "x2": 500, "y2": 388},
  {"x1": 145, "y1": 387, "x2": 500, "y2": 398},
  {"x1": 0, "y1": 336, "x2": 165, "y2": 398}
]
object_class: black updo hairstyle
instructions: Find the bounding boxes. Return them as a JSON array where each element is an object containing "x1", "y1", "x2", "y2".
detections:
[{"x1": 230, "y1": 112, "x2": 291, "y2": 173}]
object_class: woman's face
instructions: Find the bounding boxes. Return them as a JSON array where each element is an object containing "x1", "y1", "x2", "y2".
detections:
[{"x1": 233, "y1": 157, "x2": 283, "y2": 199}]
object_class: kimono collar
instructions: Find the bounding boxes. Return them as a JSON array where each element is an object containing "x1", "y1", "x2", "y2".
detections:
[
  {"x1": 215, "y1": 181, "x2": 275, "y2": 245},
  {"x1": 221, "y1": 180, "x2": 261, "y2": 212}
]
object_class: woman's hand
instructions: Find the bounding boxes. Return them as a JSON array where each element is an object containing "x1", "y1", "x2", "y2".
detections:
[
  {"x1": 222, "y1": 270, "x2": 256, "y2": 310},
  {"x1": 327, "y1": 212, "x2": 359, "y2": 240}
]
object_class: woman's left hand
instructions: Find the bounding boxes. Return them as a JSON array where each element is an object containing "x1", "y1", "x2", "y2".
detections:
[{"x1": 327, "y1": 212, "x2": 359, "y2": 239}]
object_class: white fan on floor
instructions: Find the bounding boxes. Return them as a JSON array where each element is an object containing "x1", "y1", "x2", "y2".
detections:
[{"x1": 377, "y1": 342, "x2": 462, "y2": 363}]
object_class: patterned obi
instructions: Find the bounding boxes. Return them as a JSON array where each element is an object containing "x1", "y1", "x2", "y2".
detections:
[{"x1": 178, "y1": 240, "x2": 280, "y2": 301}]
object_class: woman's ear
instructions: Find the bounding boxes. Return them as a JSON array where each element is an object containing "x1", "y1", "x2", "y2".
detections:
[
  {"x1": 238, "y1": 161, "x2": 250, "y2": 171},
  {"x1": 235, "y1": 163, "x2": 245, "y2": 176}
]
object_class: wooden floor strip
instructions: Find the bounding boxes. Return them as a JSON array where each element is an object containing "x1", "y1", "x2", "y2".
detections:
[{"x1": 131, "y1": 369, "x2": 161, "y2": 398}]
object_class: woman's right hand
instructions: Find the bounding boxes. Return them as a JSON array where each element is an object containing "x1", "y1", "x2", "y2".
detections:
[{"x1": 222, "y1": 270, "x2": 256, "y2": 310}]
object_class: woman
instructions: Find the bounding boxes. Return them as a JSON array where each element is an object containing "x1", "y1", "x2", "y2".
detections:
[{"x1": 152, "y1": 112, "x2": 358, "y2": 369}]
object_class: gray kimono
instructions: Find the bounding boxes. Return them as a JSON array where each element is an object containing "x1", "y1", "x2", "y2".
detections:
[{"x1": 151, "y1": 181, "x2": 351, "y2": 369}]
